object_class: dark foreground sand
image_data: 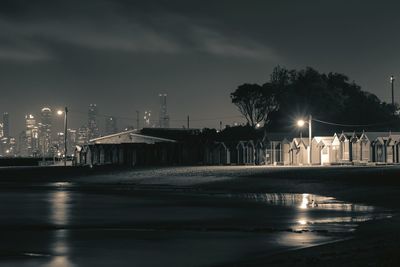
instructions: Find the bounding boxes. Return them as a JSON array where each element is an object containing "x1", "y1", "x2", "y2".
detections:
[{"x1": 0, "y1": 165, "x2": 400, "y2": 266}]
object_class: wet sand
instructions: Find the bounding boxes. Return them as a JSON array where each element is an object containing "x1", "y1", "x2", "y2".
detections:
[{"x1": 0, "y1": 165, "x2": 399, "y2": 266}]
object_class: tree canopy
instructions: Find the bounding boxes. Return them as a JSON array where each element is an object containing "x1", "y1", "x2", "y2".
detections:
[
  {"x1": 230, "y1": 83, "x2": 278, "y2": 128},
  {"x1": 231, "y1": 66, "x2": 400, "y2": 133}
]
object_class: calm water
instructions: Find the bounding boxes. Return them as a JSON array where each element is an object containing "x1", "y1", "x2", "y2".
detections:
[{"x1": 0, "y1": 182, "x2": 391, "y2": 267}]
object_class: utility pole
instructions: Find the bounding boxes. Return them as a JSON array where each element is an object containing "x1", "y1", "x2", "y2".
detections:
[
  {"x1": 391, "y1": 75, "x2": 395, "y2": 108},
  {"x1": 63, "y1": 107, "x2": 68, "y2": 167},
  {"x1": 187, "y1": 115, "x2": 190, "y2": 129},
  {"x1": 308, "y1": 114, "x2": 312, "y2": 165},
  {"x1": 136, "y1": 110, "x2": 140, "y2": 130},
  {"x1": 219, "y1": 121, "x2": 222, "y2": 131}
]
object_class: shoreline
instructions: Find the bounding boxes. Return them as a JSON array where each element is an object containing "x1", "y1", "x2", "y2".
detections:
[{"x1": 0, "y1": 165, "x2": 399, "y2": 266}]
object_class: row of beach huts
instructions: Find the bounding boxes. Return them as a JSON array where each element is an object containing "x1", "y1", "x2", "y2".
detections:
[
  {"x1": 204, "y1": 132, "x2": 400, "y2": 166},
  {"x1": 74, "y1": 129, "x2": 400, "y2": 167}
]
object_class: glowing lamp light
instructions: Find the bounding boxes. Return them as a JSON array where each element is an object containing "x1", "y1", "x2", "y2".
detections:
[
  {"x1": 297, "y1": 119, "x2": 305, "y2": 127},
  {"x1": 57, "y1": 110, "x2": 63, "y2": 116}
]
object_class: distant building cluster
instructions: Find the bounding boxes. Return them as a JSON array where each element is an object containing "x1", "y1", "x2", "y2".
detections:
[
  {"x1": 0, "y1": 112, "x2": 16, "y2": 156},
  {"x1": 16, "y1": 107, "x2": 79, "y2": 158},
  {"x1": 3, "y1": 104, "x2": 107, "y2": 158},
  {"x1": 2, "y1": 93, "x2": 172, "y2": 158}
]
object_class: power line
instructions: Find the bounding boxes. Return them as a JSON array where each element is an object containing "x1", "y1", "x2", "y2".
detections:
[
  {"x1": 68, "y1": 109, "x2": 243, "y2": 123},
  {"x1": 312, "y1": 118, "x2": 399, "y2": 127}
]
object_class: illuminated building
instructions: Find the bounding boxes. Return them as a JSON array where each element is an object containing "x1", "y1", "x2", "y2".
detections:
[
  {"x1": 38, "y1": 107, "x2": 53, "y2": 156},
  {"x1": 77, "y1": 126, "x2": 90, "y2": 145},
  {"x1": 158, "y1": 94, "x2": 170, "y2": 128},
  {"x1": 25, "y1": 114, "x2": 39, "y2": 156},
  {"x1": 56, "y1": 132, "x2": 65, "y2": 156},
  {"x1": 144, "y1": 110, "x2": 151, "y2": 127},
  {"x1": 67, "y1": 128, "x2": 77, "y2": 156}
]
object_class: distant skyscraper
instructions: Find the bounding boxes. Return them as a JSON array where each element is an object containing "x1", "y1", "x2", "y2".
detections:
[
  {"x1": 77, "y1": 126, "x2": 90, "y2": 145},
  {"x1": 67, "y1": 128, "x2": 77, "y2": 155},
  {"x1": 88, "y1": 104, "x2": 100, "y2": 140},
  {"x1": 2, "y1": 112, "x2": 9, "y2": 138},
  {"x1": 105, "y1": 116, "x2": 118, "y2": 135},
  {"x1": 18, "y1": 130, "x2": 27, "y2": 156},
  {"x1": 56, "y1": 132, "x2": 65, "y2": 156},
  {"x1": 39, "y1": 107, "x2": 53, "y2": 156},
  {"x1": 159, "y1": 94, "x2": 170, "y2": 128},
  {"x1": 25, "y1": 114, "x2": 39, "y2": 156}
]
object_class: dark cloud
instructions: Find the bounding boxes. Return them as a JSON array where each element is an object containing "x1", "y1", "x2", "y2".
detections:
[{"x1": 0, "y1": 0, "x2": 399, "y2": 135}]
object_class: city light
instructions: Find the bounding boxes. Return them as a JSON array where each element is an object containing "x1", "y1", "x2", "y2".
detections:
[
  {"x1": 57, "y1": 110, "x2": 63, "y2": 116},
  {"x1": 297, "y1": 119, "x2": 305, "y2": 127}
]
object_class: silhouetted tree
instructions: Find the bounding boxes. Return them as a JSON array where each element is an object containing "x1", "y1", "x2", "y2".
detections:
[
  {"x1": 230, "y1": 83, "x2": 278, "y2": 128},
  {"x1": 231, "y1": 66, "x2": 400, "y2": 133}
]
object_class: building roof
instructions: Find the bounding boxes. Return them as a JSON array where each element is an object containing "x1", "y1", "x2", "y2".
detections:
[
  {"x1": 292, "y1": 138, "x2": 309, "y2": 147},
  {"x1": 89, "y1": 130, "x2": 176, "y2": 144},
  {"x1": 313, "y1": 136, "x2": 334, "y2": 146}
]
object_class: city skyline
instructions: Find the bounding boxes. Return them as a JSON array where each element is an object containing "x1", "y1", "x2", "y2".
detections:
[{"x1": 1, "y1": 0, "x2": 400, "y2": 136}]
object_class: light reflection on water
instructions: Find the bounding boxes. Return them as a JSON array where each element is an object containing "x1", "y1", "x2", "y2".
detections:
[
  {"x1": 50, "y1": 191, "x2": 70, "y2": 226},
  {"x1": 237, "y1": 192, "x2": 375, "y2": 212},
  {"x1": 47, "y1": 190, "x2": 74, "y2": 267},
  {"x1": 225, "y1": 192, "x2": 391, "y2": 233},
  {"x1": 35, "y1": 189, "x2": 390, "y2": 267}
]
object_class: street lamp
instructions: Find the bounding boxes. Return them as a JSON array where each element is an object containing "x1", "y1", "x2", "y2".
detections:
[
  {"x1": 297, "y1": 119, "x2": 305, "y2": 127},
  {"x1": 296, "y1": 115, "x2": 312, "y2": 165},
  {"x1": 390, "y1": 75, "x2": 395, "y2": 109},
  {"x1": 57, "y1": 107, "x2": 68, "y2": 166}
]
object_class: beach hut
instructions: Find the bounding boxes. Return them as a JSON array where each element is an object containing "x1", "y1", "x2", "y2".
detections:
[
  {"x1": 338, "y1": 132, "x2": 352, "y2": 162},
  {"x1": 289, "y1": 140, "x2": 299, "y2": 165},
  {"x1": 290, "y1": 138, "x2": 309, "y2": 165},
  {"x1": 386, "y1": 134, "x2": 400, "y2": 163},
  {"x1": 245, "y1": 141, "x2": 255, "y2": 164},
  {"x1": 254, "y1": 140, "x2": 264, "y2": 165},
  {"x1": 214, "y1": 142, "x2": 231, "y2": 165},
  {"x1": 236, "y1": 141, "x2": 246, "y2": 165},
  {"x1": 312, "y1": 136, "x2": 335, "y2": 165},
  {"x1": 373, "y1": 137, "x2": 387, "y2": 163},
  {"x1": 390, "y1": 134, "x2": 400, "y2": 163},
  {"x1": 263, "y1": 133, "x2": 295, "y2": 165}
]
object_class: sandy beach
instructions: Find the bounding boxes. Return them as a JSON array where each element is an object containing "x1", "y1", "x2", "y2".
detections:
[{"x1": 0, "y1": 165, "x2": 399, "y2": 266}]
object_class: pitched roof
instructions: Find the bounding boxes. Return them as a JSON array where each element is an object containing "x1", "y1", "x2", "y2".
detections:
[
  {"x1": 89, "y1": 130, "x2": 176, "y2": 144},
  {"x1": 292, "y1": 138, "x2": 310, "y2": 147},
  {"x1": 313, "y1": 136, "x2": 334, "y2": 146}
]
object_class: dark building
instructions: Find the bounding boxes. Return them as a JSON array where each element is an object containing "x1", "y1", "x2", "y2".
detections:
[
  {"x1": 88, "y1": 104, "x2": 100, "y2": 140},
  {"x1": 158, "y1": 93, "x2": 170, "y2": 128},
  {"x1": 2, "y1": 112, "x2": 9, "y2": 138},
  {"x1": 105, "y1": 116, "x2": 118, "y2": 135}
]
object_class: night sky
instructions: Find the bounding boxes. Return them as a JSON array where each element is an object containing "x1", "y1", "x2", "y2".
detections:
[{"x1": 0, "y1": 0, "x2": 399, "y2": 136}]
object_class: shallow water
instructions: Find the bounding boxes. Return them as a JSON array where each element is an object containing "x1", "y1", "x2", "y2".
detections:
[{"x1": 0, "y1": 182, "x2": 391, "y2": 267}]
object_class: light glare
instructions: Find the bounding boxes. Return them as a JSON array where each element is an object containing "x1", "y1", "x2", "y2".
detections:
[{"x1": 297, "y1": 119, "x2": 305, "y2": 127}]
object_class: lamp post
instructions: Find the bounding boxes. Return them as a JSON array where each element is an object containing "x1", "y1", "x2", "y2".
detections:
[
  {"x1": 297, "y1": 115, "x2": 312, "y2": 165},
  {"x1": 57, "y1": 107, "x2": 68, "y2": 166},
  {"x1": 391, "y1": 75, "x2": 395, "y2": 110}
]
